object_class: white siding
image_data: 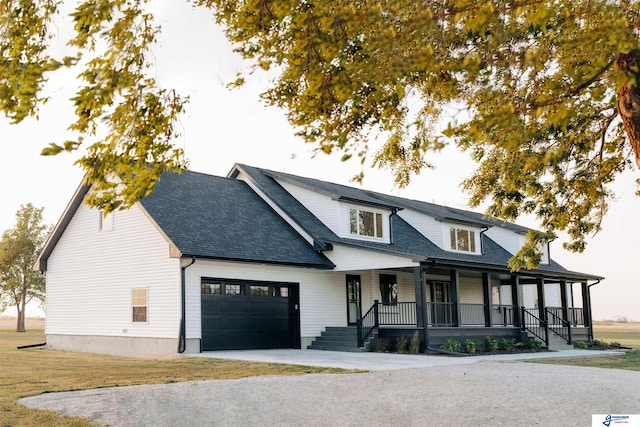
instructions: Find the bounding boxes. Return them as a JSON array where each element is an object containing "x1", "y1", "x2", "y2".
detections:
[
  {"x1": 325, "y1": 245, "x2": 418, "y2": 271},
  {"x1": 485, "y1": 226, "x2": 523, "y2": 255},
  {"x1": 459, "y1": 276, "x2": 483, "y2": 303},
  {"x1": 396, "y1": 209, "x2": 444, "y2": 247},
  {"x1": 277, "y1": 180, "x2": 341, "y2": 233},
  {"x1": 544, "y1": 282, "x2": 561, "y2": 307},
  {"x1": 184, "y1": 259, "x2": 346, "y2": 340},
  {"x1": 46, "y1": 201, "x2": 180, "y2": 339}
]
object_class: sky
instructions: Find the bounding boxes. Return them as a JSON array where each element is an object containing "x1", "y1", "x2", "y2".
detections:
[{"x1": 1, "y1": 1, "x2": 639, "y2": 321}]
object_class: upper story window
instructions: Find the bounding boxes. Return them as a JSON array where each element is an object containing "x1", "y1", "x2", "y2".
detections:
[
  {"x1": 450, "y1": 227, "x2": 477, "y2": 253},
  {"x1": 349, "y1": 208, "x2": 383, "y2": 238}
]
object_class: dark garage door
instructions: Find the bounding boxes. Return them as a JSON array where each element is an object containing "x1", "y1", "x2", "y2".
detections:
[{"x1": 201, "y1": 278, "x2": 300, "y2": 351}]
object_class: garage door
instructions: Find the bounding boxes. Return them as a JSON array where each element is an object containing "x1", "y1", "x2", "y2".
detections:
[{"x1": 201, "y1": 278, "x2": 300, "y2": 351}]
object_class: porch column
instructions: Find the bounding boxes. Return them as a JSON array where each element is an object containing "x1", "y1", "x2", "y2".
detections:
[
  {"x1": 414, "y1": 266, "x2": 429, "y2": 350},
  {"x1": 482, "y1": 272, "x2": 492, "y2": 327},
  {"x1": 536, "y1": 277, "x2": 546, "y2": 326},
  {"x1": 581, "y1": 282, "x2": 591, "y2": 328},
  {"x1": 560, "y1": 280, "x2": 569, "y2": 322},
  {"x1": 511, "y1": 275, "x2": 520, "y2": 327},
  {"x1": 450, "y1": 269, "x2": 460, "y2": 327}
]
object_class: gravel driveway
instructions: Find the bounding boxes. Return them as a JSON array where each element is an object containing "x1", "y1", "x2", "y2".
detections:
[{"x1": 20, "y1": 360, "x2": 640, "y2": 427}]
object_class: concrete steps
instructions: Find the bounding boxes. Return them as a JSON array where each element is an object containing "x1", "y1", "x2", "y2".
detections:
[{"x1": 307, "y1": 327, "x2": 377, "y2": 352}]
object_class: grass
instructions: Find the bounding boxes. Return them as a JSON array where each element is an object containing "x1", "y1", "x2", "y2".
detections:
[
  {"x1": 0, "y1": 330, "x2": 358, "y2": 426},
  {"x1": 531, "y1": 321, "x2": 640, "y2": 371}
]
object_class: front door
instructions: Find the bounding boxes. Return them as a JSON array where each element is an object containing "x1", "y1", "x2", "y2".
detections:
[
  {"x1": 431, "y1": 281, "x2": 452, "y2": 326},
  {"x1": 346, "y1": 275, "x2": 361, "y2": 325}
]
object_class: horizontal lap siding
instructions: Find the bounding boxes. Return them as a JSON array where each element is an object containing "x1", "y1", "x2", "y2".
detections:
[
  {"x1": 184, "y1": 260, "x2": 345, "y2": 340},
  {"x1": 46, "y1": 202, "x2": 180, "y2": 338},
  {"x1": 397, "y1": 210, "x2": 443, "y2": 248},
  {"x1": 459, "y1": 276, "x2": 483, "y2": 303},
  {"x1": 326, "y1": 245, "x2": 417, "y2": 271},
  {"x1": 277, "y1": 181, "x2": 340, "y2": 233}
]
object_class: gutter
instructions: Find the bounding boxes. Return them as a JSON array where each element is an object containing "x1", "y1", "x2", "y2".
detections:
[
  {"x1": 479, "y1": 226, "x2": 489, "y2": 255},
  {"x1": 178, "y1": 257, "x2": 196, "y2": 353}
]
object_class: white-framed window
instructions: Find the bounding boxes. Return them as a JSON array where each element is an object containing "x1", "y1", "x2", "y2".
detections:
[
  {"x1": 132, "y1": 288, "x2": 148, "y2": 323},
  {"x1": 349, "y1": 208, "x2": 383, "y2": 238},
  {"x1": 450, "y1": 227, "x2": 477, "y2": 253},
  {"x1": 99, "y1": 211, "x2": 114, "y2": 232}
]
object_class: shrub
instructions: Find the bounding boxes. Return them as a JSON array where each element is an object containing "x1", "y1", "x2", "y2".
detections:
[
  {"x1": 464, "y1": 339, "x2": 477, "y2": 354},
  {"x1": 526, "y1": 340, "x2": 542, "y2": 350},
  {"x1": 484, "y1": 336, "x2": 498, "y2": 352},
  {"x1": 498, "y1": 338, "x2": 516, "y2": 352},
  {"x1": 593, "y1": 339, "x2": 610, "y2": 349},
  {"x1": 396, "y1": 335, "x2": 409, "y2": 354},
  {"x1": 440, "y1": 338, "x2": 461, "y2": 352},
  {"x1": 376, "y1": 337, "x2": 391, "y2": 352},
  {"x1": 409, "y1": 331, "x2": 421, "y2": 354},
  {"x1": 573, "y1": 340, "x2": 588, "y2": 349}
]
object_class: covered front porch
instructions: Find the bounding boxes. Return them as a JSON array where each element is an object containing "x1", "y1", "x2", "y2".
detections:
[{"x1": 337, "y1": 263, "x2": 596, "y2": 352}]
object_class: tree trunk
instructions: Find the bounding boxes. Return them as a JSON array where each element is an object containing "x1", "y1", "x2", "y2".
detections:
[
  {"x1": 16, "y1": 292, "x2": 26, "y2": 332},
  {"x1": 617, "y1": 49, "x2": 640, "y2": 169},
  {"x1": 16, "y1": 307, "x2": 25, "y2": 332}
]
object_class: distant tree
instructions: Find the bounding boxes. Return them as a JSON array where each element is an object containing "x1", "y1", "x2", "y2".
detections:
[
  {"x1": 2, "y1": 1, "x2": 640, "y2": 269},
  {"x1": 0, "y1": 204, "x2": 48, "y2": 332}
]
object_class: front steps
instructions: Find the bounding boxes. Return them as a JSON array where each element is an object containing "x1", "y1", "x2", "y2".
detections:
[
  {"x1": 526, "y1": 331, "x2": 574, "y2": 351},
  {"x1": 307, "y1": 327, "x2": 377, "y2": 352}
]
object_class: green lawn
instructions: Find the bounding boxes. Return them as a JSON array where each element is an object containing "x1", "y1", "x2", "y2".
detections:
[
  {"x1": 0, "y1": 330, "x2": 357, "y2": 426},
  {"x1": 532, "y1": 322, "x2": 640, "y2": 371}
]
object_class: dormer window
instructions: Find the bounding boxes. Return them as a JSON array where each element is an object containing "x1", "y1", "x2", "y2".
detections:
[
  {"x1": 349, "y1": 208, "x2": 383, "y2": 238},
  {"x1": 450, "y1": 227, "x2": 476, "y2": 252}
]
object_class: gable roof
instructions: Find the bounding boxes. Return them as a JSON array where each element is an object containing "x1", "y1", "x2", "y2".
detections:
[
  {"x1": 37, "y1": 170, "x2": 335, "y2": 271},
  {"x1": 231, "y1": 163, "x2": 602, "y2": 281},
  {"x1": 138, "y1": 170, "x2": 334, "y2": 268}
]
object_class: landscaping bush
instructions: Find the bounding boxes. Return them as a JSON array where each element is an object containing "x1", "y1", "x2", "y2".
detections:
[
  {"x1": 498, "y1": 338, "x2": 516, "y2": 352},
  {"x1": 440, "y1": 338, "x2": 461, "y2": 352},
  {"x1": 376, "y1": 337, "x2": 391, "y2": 352},
  {"x1": 396, "y1": 335, "x2": 409, "y2": 354},
  {"x1": 526, "y1": 340, "x2": 542, "y2": 350},
  {"x1": 464, "y1": 339, "x2": 477, "y2": 354},
  {"x1": 573, "y1": 340, "x2": 588, "y2": 349},
  {"x1": 484, "y1": 336, "x2": 498, "y2": 352}
]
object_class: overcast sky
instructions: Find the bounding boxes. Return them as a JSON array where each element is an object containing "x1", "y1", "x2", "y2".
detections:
[{"x1": 1, "y1": 1, "x2": 638, "y2": 320}]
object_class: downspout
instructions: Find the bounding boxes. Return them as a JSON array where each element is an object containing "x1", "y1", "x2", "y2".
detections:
[
  {"x1": 178, "y1": 257, "x2": 196, "y2": 353},
  {"x1": 587, "y1": 279, "x2": 601, "y2": 342},
  {"x1": 479, "y1": 226, "x2": 489, "y2": 255},
  {"x1": 389, "y1": 208, "x2": 398, "y2": 245}
]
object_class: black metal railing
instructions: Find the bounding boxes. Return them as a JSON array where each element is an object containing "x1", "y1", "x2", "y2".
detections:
[
  {"x1": 426, "y1": 302, "x2": 455, "y2": 326},
  {"x1": 521, "y1": 307, "x2": 548, "y2": 347},
  {"x1": 568, "y1": 307, "x2": 585, "y2": 326},
  {"x1": 378, "y1": 302, "x2": 417, "y2": 325},
  {"x1": 357, "y1": 301, "x2": 379, "y2": 347},
  {"x1": 491, "y1": 304, "x2": 515, "y2": 326},
  {"x1": 460, "y1": 303, "x2": 485, "y2": 325},
  {"x1": 546, "y1": 307, "x2": 571, "y2": 344}
]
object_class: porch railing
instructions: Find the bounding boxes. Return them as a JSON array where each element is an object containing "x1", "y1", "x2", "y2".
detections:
[
  {"x1": 546, "y1": 307, "x2": 571, "y2": 344},
  {"x1": 568, "y1": 307, "x2": 585, "y2": 326},
  {"x1": 426, "y1": 302, "x2": 455, "y2": 326},
  {"x1": 357, "y1": 301, "x2": 417, "y2": 347},
  {"x1": 521, "y1": 307, "x2": 549, "y2": 347},
  {"x1": 491, "y1": 304, "x2": 515, "y2": 326},
  {"x1": 460, "y1": 303, "x2": 485, "y2": 325},
  {"x1": 378, "y1": 302, "x2": 417, "y2": 325}
]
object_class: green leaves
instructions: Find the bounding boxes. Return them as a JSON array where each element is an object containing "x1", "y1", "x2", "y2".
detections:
[
  {"x1": 205, "y1": 0, "x2": 640, "y2": 269},
  {"x1": 0, "y1": 204, "x2": 48, "y2": 330},
  {"x1": 2, "y1": 0, "x2": 640, "y2": 269}
]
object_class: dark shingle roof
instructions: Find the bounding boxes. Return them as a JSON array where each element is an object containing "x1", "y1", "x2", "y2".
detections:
[
  {"x1": 139, "y1": 170, "x2": 333, "y2": 268},
  {"x1": 233, "y1": 164, "x2": 601, "y2": 280}
]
